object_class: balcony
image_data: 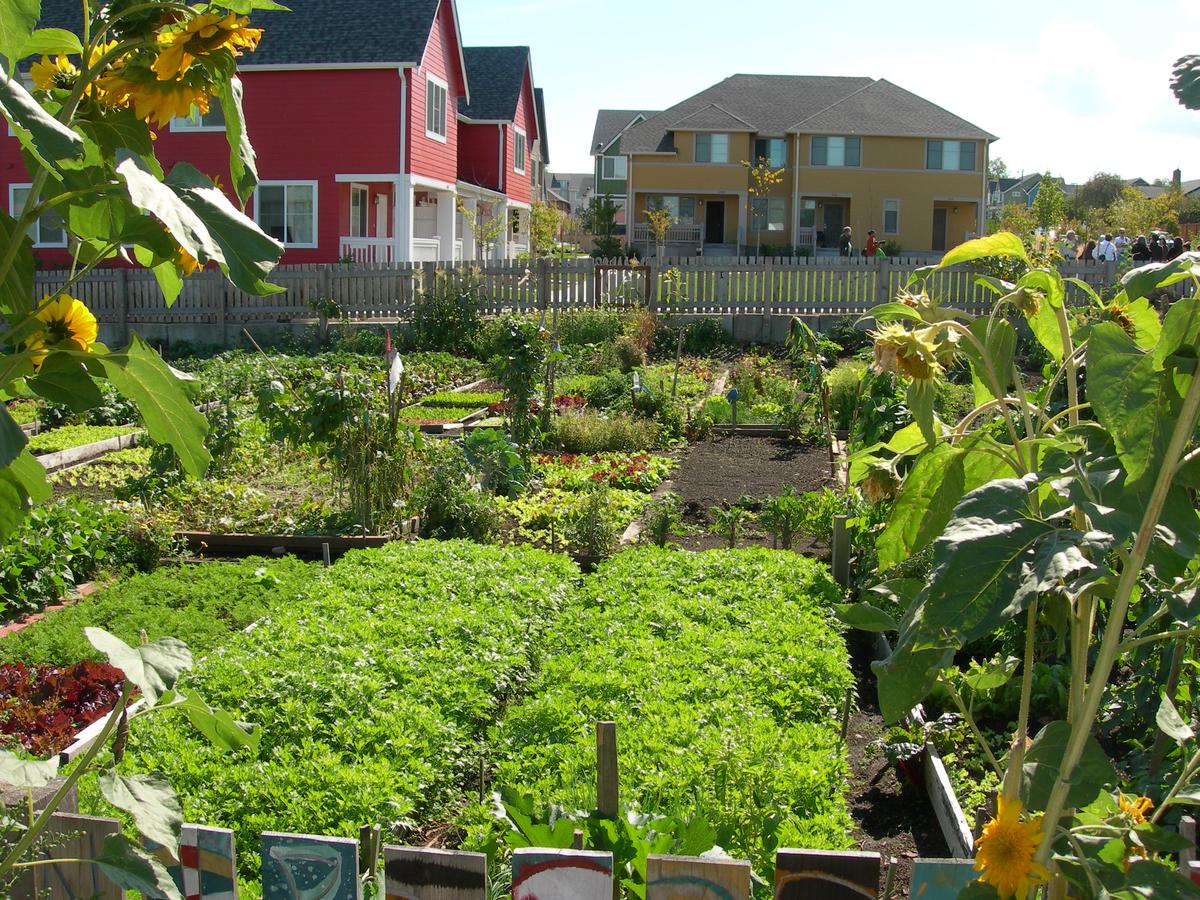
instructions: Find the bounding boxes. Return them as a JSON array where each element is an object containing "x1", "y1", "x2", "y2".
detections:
[{"x1": 339, "y1": 237, "x2": 394, "y2": 264}]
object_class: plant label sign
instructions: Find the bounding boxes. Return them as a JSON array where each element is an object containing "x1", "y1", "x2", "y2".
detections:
[
  {"x1": 261, "y1": 832, "x2": 361, "y2": 900},
  {"x1": 511, "y1": 848, "x2": 613, "y2": 900},
  {"x1": 773, "y1": 848, "x2": 880, "y2": 899},
  {"x1": 645, "y1": 854, "x2": 751, "y2": 899},
  {"x1": 383, "y1": 845, "x2": 487, "y2": 899},
  {"x1": 144, "y1": 824, "x2": 238, "y2": 900}
]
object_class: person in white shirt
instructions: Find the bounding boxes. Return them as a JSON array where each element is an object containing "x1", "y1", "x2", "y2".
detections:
[
  {"x1": 1094, "y1": 234, "x2": 1118, "y2": 262},
  {"x1": 1114, "y1": 228, "x2": 1131, "y2": 255}
]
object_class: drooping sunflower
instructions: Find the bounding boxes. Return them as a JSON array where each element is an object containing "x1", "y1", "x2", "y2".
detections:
[
  {"x1": 35, "y1": 294, "x2": 99, "y2": 352},
  {"x1": 152, "y1": 11, "x2": 262, "y2": 81},
  {"x1": 973, "y1": 796, "x2": 1051, "y2": 899},
  {"x1": 176, "y1": 242, "x2": 202, "y2": 277},
  {"x1": 870, "y1": 322, "x2": 945, "y2": 384},
  {"x1": 99, "y1": 65, "x2": 214, "y2": 128},
  {"x1": 30, "y1": 55, "x2": 79, "y2": 91},
  {"x1": 1117, "y1": 792, "x2": 1154, "y2": 826}
]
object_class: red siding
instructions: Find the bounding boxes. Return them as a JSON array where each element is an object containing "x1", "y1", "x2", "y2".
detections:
[
  {"x1": 406, "y1": 0, "x2": 467, "y2": 185},
  {"x1": 1, "y1": 67, "x2": 403, "y2": 265},
  {"x1": 504, "y1": 67, "x2": 539, "y2": 205},
  {"x1": 457, "y1": 122, "x2": 501, "y2": 192}
]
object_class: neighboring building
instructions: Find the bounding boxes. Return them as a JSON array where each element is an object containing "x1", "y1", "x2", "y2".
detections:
[
  {"x1": 590, "y1": 110, "x2": 657, "y2": 234},
  {"x1": 612, "y1": 75, "x2": 993, "y2": 256},
  {"x1": 10, "y1": 0, "x2": 548, "y2": 265},
  {"x1": 457, "y1": 45, "x2": 543, "y2": 260},
  {"x1": 548, "y1": 172, "x2": 596, "y2": 214},
  {"x1": 987, "y1": 173, "x2": 1043, "y2": 219}
]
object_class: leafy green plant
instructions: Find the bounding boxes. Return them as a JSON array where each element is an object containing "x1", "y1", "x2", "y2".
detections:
[
  {"x1": 709, "y1": 501, "x2": 753, "y2": 549},
  {"x1": 491, "y1": 317, "x2": 547, "y2": 456},
  {"x1": 27, "y1": 425, "x2": 138, "y2": 455},
  {"x1": 564, "y1": 487, "x2": 621, "y2": 560},
  {"x1": 758, "y1": 487, "x2": 809, "y2": 549},
  {"x1": 464, "y1": 429, "x2": 527, "y2": 498},
  {"x1": 415, "y1": 441, "x2": 500, "y2": 542},
  {"x1": 405, "y1": 270, "x2": 483, "y2": 355},
  {"x1": 826, "y1": 360, "x2": 867, "y2": 432},
  {"x1": 642, "y1": 493, "x2": 682, "y2": 547},
  {"x1": 548, "y1": 413, "x2": 659, "y2": 454}
]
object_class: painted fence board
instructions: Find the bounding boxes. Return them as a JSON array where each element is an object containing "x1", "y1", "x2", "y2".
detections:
[
  {"x1": 645, "y1": 854, "x2": 751, "y2": 900},
  {"x1": 382, "y1": 845, "x2": 487, "y2": 900},
  {"x1": 261, "y1": 832, "x2": 361, "y2": 900},
  {"x1": 510, "y1": 847, "x2": 613, "y2": 900},
  {"x1": 772, "y1": 848, "x2": 880, "y2": 899},
  {"x1": 909, "y1": 858, "x2": 978, "y2": 899},
  {"x1": 10, "y1": 812, "x2": 121, "y2": 900},
  {"x1": 145, "y1": 824, "x2": 238, "y2": 900}
]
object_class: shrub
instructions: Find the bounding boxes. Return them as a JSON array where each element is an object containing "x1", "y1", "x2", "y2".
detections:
[
  {"x1": 558, "y1": 309, "x2": 621, "y2": 346},
  {"x1": 583, "y1": 371, "x2": 631, "y2": 410},
  {"x1": 548, "y1": 412, "x2": 659, "y2": 454},
  {"x1": 652, "y1": 317, "x2": 729, "y2": 359},
  {"x1": 405, "y1": 271, "x2": 482, "y2": 355},
  {"x1": 564, "y1": 487, "x2": 622, "y2": 559},
  {"x1": 613, "y1": 335, "x2": 646, "y2": 373},
  {"x1": 827, "y1": 360, "x2": 867, "y2": 431},
  {"x1": 642, "y1": 493, "x2": 682, "y2": 547},
  {"x1": 821, "y1": 316, "x2": 871, "y2": 356},
  {"x1": 415, "y1": 442, "x2": 501, "y2": 542},
  {"x1": 0, "y1": 557, "x2": 315, "y2": 667}
]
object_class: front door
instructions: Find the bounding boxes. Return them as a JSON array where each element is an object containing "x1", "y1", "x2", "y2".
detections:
[
  {"x1": 375, "y1": 193, "x2": 388, "y2": 240},
  {"x1": 350, "y1": 185, "x2": 368, "y2": 238},
  {"x1": 932, "y1": 207, "x2": 948, "y2": 252},
  {"x1": 705, "y1": 201, "x2": 724, "y2": 245},
  {"x1": 823, "y1": 203, "x2": 843, "y2": 247}
]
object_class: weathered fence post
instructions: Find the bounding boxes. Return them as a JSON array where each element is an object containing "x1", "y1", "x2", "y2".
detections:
[
  {"x1": 116, "y1": 266, "x2": 129, "y2": 346},
  {"x1": 421, "y1": 260, "x2": 437, "y2": 296},
  {"x1": 538, "y1": 256, "x2": 551, "y2": 315},
  {"x1": 832, "y1": 514, "x2": 851, "y2": 587},
  {"x1": 596, "y1": 720, "x2": 619, "y2": 818}
]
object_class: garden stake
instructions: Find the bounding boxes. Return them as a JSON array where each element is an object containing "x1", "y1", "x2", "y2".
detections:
[
  {"x1": 596, "y1": 720, "x2": 619, "y2": 819},
  {"x1": 839, "y1": 686, "x2": 852, "y2": 743},
  {"x1": 880, "y1": 857, "x2": 897, "y2": 899},
  {"x1": 321, "y1": 543, "x2": 331, "y2": 568}
]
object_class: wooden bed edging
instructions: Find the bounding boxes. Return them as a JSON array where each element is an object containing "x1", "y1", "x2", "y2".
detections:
[
  {"x1": 35, "y1": 431, "x2": 141, "y2": 474},
  {"x1": 176, "y1": 519, "x2": 420, "y2": 558}
]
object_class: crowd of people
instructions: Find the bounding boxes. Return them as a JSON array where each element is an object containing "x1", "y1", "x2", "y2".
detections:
[{"x1": 1056, "y1": 228, "x2": 1190, "y2": 263}]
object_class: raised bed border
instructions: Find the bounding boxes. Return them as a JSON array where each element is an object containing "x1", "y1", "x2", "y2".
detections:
[
  {"x1": 175, "y1": 517, "x2": 421, "y2": 560},
  {"x1": 35, "y1": 431, "x2": 141, "y2": 474}
]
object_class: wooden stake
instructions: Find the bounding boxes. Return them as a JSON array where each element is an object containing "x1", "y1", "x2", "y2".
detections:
[
  {"x1": 321, "y1": 542, "x2": 332, "y2": 568},
  {"x1": 596, "y1": 721, "x2": 619, "y2": 818},
  {"x1": 839, "y1": 686, "x2": 853, "y2": 742},
  {"x1": 832, "y1": 514, "x2": 851, "y2": 587}
]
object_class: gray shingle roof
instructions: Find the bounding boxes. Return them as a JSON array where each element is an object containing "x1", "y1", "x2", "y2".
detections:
[
  {"x1": 34, "y1": 0, "x2": 446, "y2": 68},
  {"x1": 620, "y1": 74, "x2": 995, "y2": 154},
  {"x1": 590, "y1": 109, "x2": 655, "y2": 155},
  {"x1": 459, "y1": 46, "x2": 530, "y2": 121},
  {"x1": 534, "y1": 87, "x2": 548, "y2": 163},
  {"x1": 668, "y1": 104, "x2": 754, "y2": 131}
]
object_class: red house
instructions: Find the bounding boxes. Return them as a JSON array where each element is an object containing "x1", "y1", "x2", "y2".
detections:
[{"x1": 9, "y1": 0, "x2": 548, "y2": 265}]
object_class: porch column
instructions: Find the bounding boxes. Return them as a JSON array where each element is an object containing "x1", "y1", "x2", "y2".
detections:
[
  {"x1": 460, "y1": 196, "x2": 477, "y2": 262},
  {"x1": 495, "y1": 199, "x2": 510, "y2": 260},
  {"x1": 394, "y1": 176, "x2": 414, "y2": 263},
  {"x1": 437, "y1": 188, "x2": 457, "y2": 262},
  {"x1": 736, "y1": 190, "x2": 749, "y2": 250}
]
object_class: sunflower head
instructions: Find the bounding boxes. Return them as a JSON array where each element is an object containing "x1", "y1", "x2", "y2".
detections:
[
  {"x1": 1117, "y1": 792, "x2": 1153, "y2": 826},
  {"x1": 973, "y1": 795, "x2": 1051, "y2": 899},
  {"x1": 1104, "y1": 302, "x2": 1138, "y2": 339},
  {"x1": 871, "y1": 322, "x2": 945, "y2": 384},
  {"x1": 34, "y1": 294, "x2": 98, "y2": 353},
  {"x1": 176, "y1": 242, "x2": 201, "y2": 277},
  {"x1": 152, "y1": 11, "x2": 262, "y2": 81},
  {"x1": 1011, "y1": 286, "x2": 1042, "y2": 317},
  {"x1": 861, "y1": 463, "x2": 899, "y2": 504},
  {"x1": 31, "y1": 55, "x2": 79, "y2": 91},
  {"x1": 99, "y1": 65, "x2": 214, "y2": 127}
]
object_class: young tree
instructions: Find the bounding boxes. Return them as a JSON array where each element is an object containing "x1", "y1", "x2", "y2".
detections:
[
  {"x1": 742, "y1": 157, "x2": 785, "y2": 255},
  {"x1": 988, "y1": 157, "x2": 1010, "y2": 181},
  {"x1": 1172, "y1": 54, "x2": 1200, "y2": 109},
  {"x1": 457, "y1": 199, "x2": 507, "y2": 263},
  {"x1": 529, "y1": 200, "x2": 564, "y2": 257},
  {"x1": 1075, "y1": 172, "x2": 1126, "y2": 211},
  {"x1": 582, "y1": 194, "x2": 622, "y2": 258},
  {"x1": 645, "y1": 206, "x2": 672, "y2": 260},
  {"x1": 1030, "y1": 174, "x2": 1066, "y2": 231}
]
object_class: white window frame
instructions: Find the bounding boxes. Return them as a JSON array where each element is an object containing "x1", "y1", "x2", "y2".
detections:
[
  {"x1": 811, "y1": 135, "x2": 861, "y2": 168},
  {"x1": 349, "y1": 183, "x2": 369, "y2": 238},
  {"x1": 883, "y1": 199, "x2": 901, "y2": 236},
  {"x1": 751, "y1": 196, "x2": 786, "y2": 232},
  {"x1": 694, "y1": 133, "x2": 730, "y2": 164},
  {"x1": 254, "y1": 180, "x2": 319, "y2": 249},
  {"x1": 9, "y1": 183, "x2": 66, "y2": 248},
  {"x1": 170, "y1": 97, "x2": 226, "y2": 132},
  {"x1": 514, "y1": 127, "x2": 527, "y2": 174},
  {"x1": 754, "y1": 137, "x2": 786, "y2": 168},
  {"x1": 798, "y1": 198, "x2": 817, "y2": 229},
  {"x1": 425, "y1": 73, "x2": 448, "y2": 143},
  {"x1": 601, "y1": 155, "x2": 627, "y2": 180}
]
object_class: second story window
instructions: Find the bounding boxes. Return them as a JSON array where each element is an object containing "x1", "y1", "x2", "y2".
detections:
[
  {"x1": 694, "y1": 133, "x2": 729, "y2": 164},
  {"x1": 10, "y1": 184, "x2": 66, "y2": 247},
  {"x1": 601, "y1": 155, "x2": 627, "y2": 180},
  {"x1": 171, "y1": 97, "x2": 225, "y2": 132},
  {"x1": 811, "y1": 136, "x2": 861, "y2": 167},
  {"x1": 514, "y1": 128, "x2": 527, "y2": 174},
  {"x1": 927, "y1": 140, "x2": 976, "y2": 171},
  {"x1": 754, "y1": 138, "x2": 786, "y2": 168},
  {"x1": 425, "y1": 75, "x2": 447, "y2": 141}
]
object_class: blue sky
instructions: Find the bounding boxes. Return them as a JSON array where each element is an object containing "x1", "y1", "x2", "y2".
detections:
[{"x1": 456, "y1": 0, "x2": 1200, "y2": 184}]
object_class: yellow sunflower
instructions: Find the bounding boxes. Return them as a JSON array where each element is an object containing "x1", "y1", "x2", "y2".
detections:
[
  {"x1": 99, "y1": 68, "x2": 214, "y2": 128},
  {"x1": 176, "y1": 243, "x2": 201, "y2": 277},
  {"x1": 870, "y1": 322, "x2": 945, "y2": 384},
  {"x1": 152, "y1": 12, "x2": 262, "y2": 81},
  {"x1": 35, "y1": 294, "x2": 99, "y2": 352},
  {"x1": 973, "y1": 796, "x2": 1051, "y2": 899},
  {"x1": 1117, "y1": 793, "x2": 1153, "y2": 826},
  {"x1": 30, "y1": 55, "x2": 79, "y2": 91}
]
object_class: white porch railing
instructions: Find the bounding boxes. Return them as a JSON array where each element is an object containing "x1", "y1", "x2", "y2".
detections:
[
  {"x1": 412, "y1": 238, "x2": 440, "y2": 262},
  {"x1": 339, "y1": 237, "x2": 395, "y2": 264},
  {"x1": 632, "y1": 223, "x2": 703, "y2": 245},
  {"x1": 508, "y1": 241, "x2": 529, "y2": 257}
]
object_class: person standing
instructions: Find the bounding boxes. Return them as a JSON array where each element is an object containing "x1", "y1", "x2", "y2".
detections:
[
  {"x1": 865, "y1": 229, "x2": 880, "y2": 258},
  {"x1": 1114, "y1": 228, "x2": 1131, "y2": 256},
  {"x1": 1132, "y1": 235, "x2": 1151, "y2": 262},
  {"x1": 1080, "y1": 239, "x2": 1097, "y2": 263},
  {"x1": 838, "y1": 226, "x2": 853, "y2": 257},
  {"x1": 1150, "y1": 235, "x2": 1165, "y2": 262},
  {"x1": 1094, "y1": 234, "x2": 1117, "y2": 262}
]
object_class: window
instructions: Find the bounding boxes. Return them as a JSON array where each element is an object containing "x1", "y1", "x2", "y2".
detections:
[
  {"x1": 613, "y1": 198, "x2": 627, "y2": 229},
  {"x1": 926, "y1": 140, "x2": 976, "y2": 171},
  {"x1": 255, "y1": 182, "x2": 317, "y2": 247},
  {"x1": 601, "y1": 155, "x2": 627, "y2": 180},
  {"x1": 514, "y1": 128, "x2": 526, "y2": 174},
  {"x1": 171, "y1": 97, "x2": 225, "y2": 132},
  {"x1": 754, "y1": 138, "x2": 786, "y2": 168},
  {"x1": 350, "y1": 185, "x2": 368, "y2": 238},
  {"x1": 797, "y1": 199, "x2": 817, "y2": 229},
  {"x1": 883, "y1": 199, "x2": 900, "y2": 235},
  {"x1": 694, "y1": 133, "x2": 729, "y2": 164},
  {"x1": 811, "y1": 136, "x2": 861, "y2": 167},
  {"x1": 425, "y1": 75, "x2": 447, "y2": 141},
  {"x1": 9, "y1": 184, "x2": 65, "y2": 247},
  {"x1": 646, "y1": 195, "x2": 695, "y2": 223},
  {"x1": 751, "y1": 197, "x2": 786, "y2": 232}
]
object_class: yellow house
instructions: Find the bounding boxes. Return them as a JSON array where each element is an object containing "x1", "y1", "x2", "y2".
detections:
[{"x1": 621, "y1": 75, "x2": 995, "y2": 257}]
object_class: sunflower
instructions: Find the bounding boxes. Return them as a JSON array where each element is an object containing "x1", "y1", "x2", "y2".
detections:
[
  {"x1": 30, "y1": 55, "x2": 79, "y2": 91},
  {"x1": 973, "y1": 796, "x2": 1051, "y2": 899},
  {"x1": 99, "y1": 67, "x2": 214, "y2": 128},
  {"x1": 871, "y1": 322, "x2": 945, "y2": 384},
  {"x1": 176, "y1": 242, "x2": 201, "y2": 276},
  {"x1": 35, "y1": 294, "x2": 99, "y2": 352},
  {"x1": 152, "y1": 12, "x2": 262, "y2": 81},
  {"x1": 1117, "y1": 793, "x2": 1153, "y2": 826}
]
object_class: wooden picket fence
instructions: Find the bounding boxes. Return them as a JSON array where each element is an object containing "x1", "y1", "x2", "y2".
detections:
[{"x1": 32, "y1": 256, "x2": 1158, "y2": 344}]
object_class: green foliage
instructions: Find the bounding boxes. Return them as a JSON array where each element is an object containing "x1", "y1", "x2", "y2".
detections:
[
  {"x1": 757, "y1": 486, "x2": 809, "y2": 549},
  {"x1": 585, "y1": 371, "x2": 632, "y2": 409},
  {"x1": 0, "y1": 556, "x2": 314, "y2": 666},
  {"x1": 403, "y1": 271, "x2": 482, "y2": 356},
  {"x1": 490, "y1": 317, "x2": 546, "y2": 453},
  {"x1": 472, "y1": 550, "x2": 854, "y2": 884},
  {"x1": 464, "y1": 429, "x2": 527, "y2": 498},
  {"x1": 558, "y1": 309, "x2": 622, "y2": 346},
  {"x1": 415, "y1": 441, "x2": 500, "y2": 542},
  {"x1": 652, "y1": 319, "x2": 730, "y2": 359},
  {"x1": 548, "y1": 412, "x2": 659, "y2": 453},
  {"x1": 26, "y1": 424, "x2": 138, "y2": 455},
  {"x1": 613, "y1": 335, "x2": 645, "y2": 373},
  {"x1": 116, "y1": 541, "x2": 578, "y2": 882},
  {"x1": 583, "y1": 195, "x2": 623, "y2": 259},
  {"x1": 827, "y1": 360, "x2": 867, "y2": 431},
  {"x1": 709, "y1": 500, "x2": 753, "y2": 548},
  {"x1": 1174, "y1": 55, "x2": 1200, "y2": 110},
  {"x1": 1031, "y1": 175, "x2": 1067, "y2": 230},
  {"x1": 418, "y1": 391, "x2": 504, "y2": 410},
  {"x1": 564, "y1": 487, "x2": 622, "y2": 559},
  {"x1": 642, "y1": 492, "x2": 682, "y2": 547}
]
